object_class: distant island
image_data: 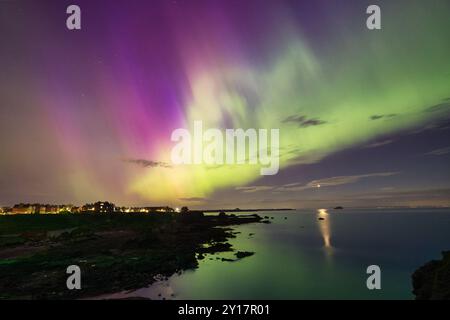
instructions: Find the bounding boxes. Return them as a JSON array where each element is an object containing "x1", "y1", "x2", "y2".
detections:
[{"x1": 202, "y1": 208, "x2": 294, "y2": 213}]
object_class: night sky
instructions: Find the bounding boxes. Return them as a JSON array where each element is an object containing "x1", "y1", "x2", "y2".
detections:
[{"x1": 1, "y1": 0, "x2": 449, "y2": 208}]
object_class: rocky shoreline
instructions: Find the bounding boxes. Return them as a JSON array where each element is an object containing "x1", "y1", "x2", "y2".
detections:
[{"x1": 0, "y1": 212, "x2": 262, "y2": 299}]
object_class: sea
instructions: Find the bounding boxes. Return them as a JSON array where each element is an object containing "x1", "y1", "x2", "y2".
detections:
[{"x1": 95, "y1": 208, "x2": 450, "y2": 300}]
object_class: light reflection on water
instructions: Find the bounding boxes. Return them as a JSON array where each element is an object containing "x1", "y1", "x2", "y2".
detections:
[
  {"x1": 317, "y1": 209, "x2": 331, "y2": 248},
  {"x1": 317, "y1": 209, "x2": 333, "y2": 262}
]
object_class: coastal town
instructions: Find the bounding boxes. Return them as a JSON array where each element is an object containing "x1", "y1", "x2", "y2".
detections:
[{"x1": 0, "y1": 202, "x2": 179, "y2": 215}]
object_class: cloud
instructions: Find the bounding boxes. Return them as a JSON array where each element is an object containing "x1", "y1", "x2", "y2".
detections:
[
  {"x1": 279, "y1": 172, "x2": 399, "y2": 191},
  {"x1": 363, "y1": 140, "x2": 394, "y2": 148},
  {"x1": 123, "y1": 159, "x2": 172, "y2": 168},
  {"x1": 369, "y1": 114, "x2": 397, "y2": 120},
  {"x1": 252, "y1": 188, "x2": 450, "y2": 209},
  {"x1": 425, "y1": 102, "x2": 450, "y2": 113},
  {"x1": 425, "y1": 146, "x2": 450, "y2": 156},
  {"x1": 282, "y1": 114, "x2": 327, "y2": 127},
  {"x1": 409, "y1": 118, "x2": 450, "y2": 135},
  {"x1": 235, "y1": 186, "x2": 274, "y2": 193},
  {"x1": 363, "y1": 187, "x2": 447, "y2": 201},
  {"x1": 237, "y1": 172, "x2": 399, "y2": 194},
  {"x1": 179, "y1": 197, "x2": 208, "y2": 202},
  {"x1": 300, "y1": 119, "x2": 327, "y2": 127}
]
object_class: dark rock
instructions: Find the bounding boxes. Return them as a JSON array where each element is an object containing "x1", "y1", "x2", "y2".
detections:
[
  {"x1": 180, "y1": 210, "x2": 204, "y2": 221},
  {"x1": 221, "y1": 258, "x2": 234, "y2": 262},
  {"x1": 235, "y1": 251, "x2": 254, "y2": 259},
  {"x1": 412, "y1": 251, "x2": 450, "y2": 300}
]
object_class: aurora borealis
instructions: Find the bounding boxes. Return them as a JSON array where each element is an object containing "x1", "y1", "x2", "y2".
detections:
[{"x1": 1, "y1": 0, "x2": 450, "y2": 208}]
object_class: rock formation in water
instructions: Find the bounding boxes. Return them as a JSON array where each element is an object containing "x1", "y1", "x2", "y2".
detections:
[{"x1": 412, "y1": 251, "x2": 450, "y2": 300}]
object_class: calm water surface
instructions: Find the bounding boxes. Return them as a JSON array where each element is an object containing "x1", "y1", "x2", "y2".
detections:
[{"x1": 97, "y1": 208, "x2": 450, "y2": 300}]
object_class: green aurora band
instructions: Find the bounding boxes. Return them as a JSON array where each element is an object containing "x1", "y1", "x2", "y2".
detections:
[{"x1": 129, "y1": 2, "x2": 450, "y2": 202}]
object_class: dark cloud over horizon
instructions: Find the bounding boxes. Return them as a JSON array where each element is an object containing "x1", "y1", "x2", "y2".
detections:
[
  {"x1": 282, "y1": 115, "x2": 327, "y2": 127},
  {"x1": 370, "y1": 114, "x2": 397, "y2": 120},
  {"x1": 123, "y1": 159, "x2": 172, "y2": 168}
]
